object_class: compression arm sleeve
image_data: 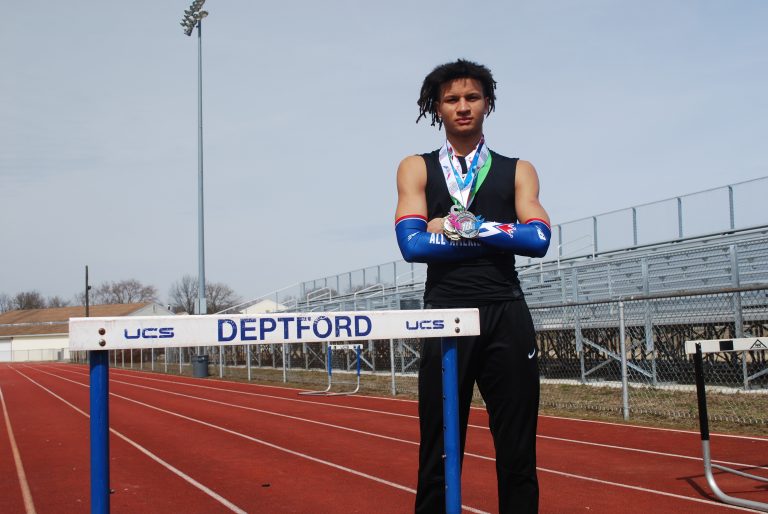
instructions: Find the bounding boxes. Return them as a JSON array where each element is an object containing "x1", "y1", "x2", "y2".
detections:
[
  {"x1": 477, "y1": 218, "x2": 551, "y2": 258},
  {"x1": 395, "y1": 215, "x2": 497, "y2": 263}
]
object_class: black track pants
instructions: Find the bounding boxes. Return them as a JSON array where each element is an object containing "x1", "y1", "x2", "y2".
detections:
[{"x1": 415, "y1": 300, "x2": 540, "y2": 514}]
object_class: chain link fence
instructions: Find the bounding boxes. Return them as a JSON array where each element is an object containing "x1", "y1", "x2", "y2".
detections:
[
  {"x1": 76, "y1": 285, "x2": 767, "y2": 430},
  {"x1": 535, "y1": 286, "x2": 767, "y2": 429}
]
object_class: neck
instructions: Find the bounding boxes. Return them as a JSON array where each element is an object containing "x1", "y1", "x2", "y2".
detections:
[{"x1": 446, "y1": 133, "x2": 482, "y2": 156}]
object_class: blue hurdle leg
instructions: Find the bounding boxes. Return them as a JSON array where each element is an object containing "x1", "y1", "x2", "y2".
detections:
[
  {"x1": 441, "y1": 337, "x2": 461, "y2": 514},
  {"x1": 90, "y1": 350, "x2": 110, "y2": 514}
]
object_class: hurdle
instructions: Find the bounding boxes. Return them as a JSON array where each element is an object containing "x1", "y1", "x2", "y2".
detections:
[
  {"x1": 299, "y1": 343, "x2": 363, "y2": 396},
  {"x1": 70, "y1": 309, "x2": 480, "y2": 514},
  {"x1": 684, "y1": 337, "x2": 768, "y2": 513}
]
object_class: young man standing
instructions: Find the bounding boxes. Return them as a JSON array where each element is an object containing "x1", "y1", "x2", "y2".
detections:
[{"x1": 394, "y1": 59, "x2": 551, "y2": 513}]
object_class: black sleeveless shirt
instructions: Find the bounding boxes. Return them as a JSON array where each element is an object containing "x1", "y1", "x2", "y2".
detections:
[{"x1": 422, "y1": 149, "x2": 524, "y2": 307}]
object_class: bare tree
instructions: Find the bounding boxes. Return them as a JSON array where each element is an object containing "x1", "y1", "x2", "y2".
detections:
[
  {"x1": 168, "y1": 276, "x2": 241, "y2": 314},
  {"x1": 168, "y1": 275, "x2": 197, "y2": 314},
  {"x1": 206, "y1": 282, "x2": 241, "y2": 313},
  {"x1": 92, "y1": 280, "x2": 158, "y2": 304},
  {"x1": 12, "y1": 291, "x2": 47, "y2": 310},
  {"x1": 0, "y1": 293, "x2": 13, "y2": 313},
  {"x1": 46, "y1": 296, "x2": 71, "y2": 308}
]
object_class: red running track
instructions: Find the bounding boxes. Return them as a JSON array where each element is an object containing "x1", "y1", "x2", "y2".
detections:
[{"x1": 1, "y1": 363, "x2": 766, "y2": 513}]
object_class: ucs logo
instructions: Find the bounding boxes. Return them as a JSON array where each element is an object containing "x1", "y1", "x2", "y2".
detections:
[
  {"x1": 124, "y1": 328, "x2": 175, "y2": 339},
  {"x1": 405, "y1": 320, "x2": 445, "y2": 330}
]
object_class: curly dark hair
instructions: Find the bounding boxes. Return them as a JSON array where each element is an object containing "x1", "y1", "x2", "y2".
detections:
[{"x1": 416, "y1": 59, "x2": 497, "y2": 127}]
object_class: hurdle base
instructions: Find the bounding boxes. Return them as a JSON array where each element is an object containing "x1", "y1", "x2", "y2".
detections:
[{"x1": 702, "y1": 441, "x2": 768, "y2": 512}]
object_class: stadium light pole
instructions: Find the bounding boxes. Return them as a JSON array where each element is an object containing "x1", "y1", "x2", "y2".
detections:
[{"x1": 180, "y1": 0, "x2": 209, "y2": 315}]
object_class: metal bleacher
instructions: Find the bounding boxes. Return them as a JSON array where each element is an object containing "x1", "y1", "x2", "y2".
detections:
[
  {"x1": 214, "y1": 177, "x2": 768, "y2": 406},
  {"x1": 224, "y1": 176, "x2": 768, "y2": 318}
]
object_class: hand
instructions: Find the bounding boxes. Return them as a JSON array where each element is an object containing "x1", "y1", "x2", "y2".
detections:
[{"x1": 427, "y1": 217, "x2": 445, "y2": 234}]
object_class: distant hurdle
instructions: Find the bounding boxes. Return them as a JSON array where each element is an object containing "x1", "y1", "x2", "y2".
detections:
[
  {"x1": 299, "y1": 343, "x2": 363, "y2": 396},
  {"x1": 685, "y1": 337, "x2": 768, "y2": 513},
  {"x1": 70, "y1": 309, "x2": 480, "y2": 514}
]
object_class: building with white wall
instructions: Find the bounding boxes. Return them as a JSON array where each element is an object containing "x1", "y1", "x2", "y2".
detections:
[{"x1": 0, "y1": 303, "x2": 175, "y2": 362}]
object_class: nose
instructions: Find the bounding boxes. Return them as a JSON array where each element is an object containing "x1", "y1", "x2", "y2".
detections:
[{"x1": 457, "y1": 97, "x2": 470, "y2": 113}]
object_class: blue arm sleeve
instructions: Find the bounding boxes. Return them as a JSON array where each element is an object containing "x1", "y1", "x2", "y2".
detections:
[
  {"x1": 477, "y1": 219, "x2": 551, "y2": 258},
  {"x1": 395, "y1": 216, "x2": 497, "y2": 263}
]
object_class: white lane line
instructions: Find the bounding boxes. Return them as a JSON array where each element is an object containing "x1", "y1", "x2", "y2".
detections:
[
  {"x1": 537, "y1": 434, "x2": 768, "y2": 473},
  {"x1": 36, "y1": 366, "x2": 765, "y2": 512},
  {"x1": 537, "y1": 466, "x2": 758, "y2": 512},
  {"x1": 62, "y1": 366, "x2": 768, "y2": 472},
  {"x1": 96, "y1": 365, "x2": 768, "y2": 442},
  {"x1": 73, "y1": 371, "x2": 768, "y2": 474},
  {"x1": 28, "y1": 366, "x2": 488, "y2": 514},
  {"x1": 540, "y1": 414, "x2": 768, "y2": 442},
  {"x1": 12, "y1": 369, "x2": 246, "y2": 514},
  {"x1": 0, "y1": 386, "x2": 37, "y2": 514}
]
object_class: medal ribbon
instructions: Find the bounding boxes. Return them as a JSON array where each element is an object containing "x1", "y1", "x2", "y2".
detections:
[{"x1": 439, "y1": 137, "x2": 490, "y2": 209}]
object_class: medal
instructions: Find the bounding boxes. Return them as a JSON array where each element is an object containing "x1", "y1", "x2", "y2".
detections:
[
  {"x1": 438, "y1": 138, "x2": 489, "y2": 240},
  {"x1": 455, "y1": 210, "x2": 481, "y2": 239},
  {"x1": 442, "y1": 205, "x2": 483, "y2": 240},
  {"x1": 443, "y1": 206, "x2": 462, "y2": 240}
]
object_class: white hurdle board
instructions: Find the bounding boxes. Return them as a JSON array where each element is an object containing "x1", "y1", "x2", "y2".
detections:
[
  {"x1": 329, "y1": 344, "x2": 364, "y2": 350},
  {"x1": 69, "y1": 309, "x2": 480, "y2": 351},
  {"x1": 684, "y1": 337, "x2": 768, "y2": 355}
]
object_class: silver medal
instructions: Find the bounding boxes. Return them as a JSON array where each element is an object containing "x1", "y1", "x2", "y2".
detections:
[{"x1": 456, "y1": 210, "x2": 480, "y2": 239}]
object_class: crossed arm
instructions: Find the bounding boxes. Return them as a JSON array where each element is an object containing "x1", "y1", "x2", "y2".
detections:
[{"x1": 394, "y1": 155, "x2": 551, "y2": 263}]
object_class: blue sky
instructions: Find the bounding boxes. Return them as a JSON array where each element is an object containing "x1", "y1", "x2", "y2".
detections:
[{"x1": 2, "y1": 0, "x2": 767, "y2": 303}]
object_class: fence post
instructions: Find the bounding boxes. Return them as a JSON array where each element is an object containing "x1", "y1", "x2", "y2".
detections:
[
  {"x1": 370, "y1": 340, "x2": 376, "y2": 372},
  {"x1": 389, "y1": 339, "x2": 396, "y2": 396},
  {"x1": 247, "y1": 344, "x2": 252, "y2": 381},
  {"x1": 642, "y1": 258, "x2": 657, "y2": 386},
  {"x1": 729, "y1": 245, "x2": 747, "y2": 389},
  {"x1": 677, "y1": 197, "x2": 683, "y2": 238},
  {"x1": 571, "y1": 269, "x2": 585, "y2": 383},
  {"x1": 282, "y1": 343, "x2": 288, "y2": 383},
  {"x1": 619, "y1": 301, "x2": 629, "y2": 420}
]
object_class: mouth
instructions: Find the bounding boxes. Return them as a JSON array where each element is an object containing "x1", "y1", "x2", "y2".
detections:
[{"x1": 456, "y1": 118, "x2": 473, "y2": 125}]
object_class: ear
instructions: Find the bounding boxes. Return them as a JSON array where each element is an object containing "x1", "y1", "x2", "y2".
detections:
[{"x1": 484, "y1": 97, "x2": 490, "y2": 115}]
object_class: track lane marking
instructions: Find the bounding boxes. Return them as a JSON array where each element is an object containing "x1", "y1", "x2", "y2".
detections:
[
  {"x1": 12, "y1": 368, "x2": 247, "y2": 514},
  {"x1": 537, "y1": 466, "x2": 759, "y2": 512},
  {"x1": 33, "y1": 365, "x2": 765, "y2": 511},
  {"x1": 25, "y1": 366, "x2": 488, "y2": 514},
  {"x1": 78, "y1": 364, "x2": 767, "y2": 443},
  {"x1": 1, "y1": 386, "x2": 37, "y2": 514},
  {"x1": 53, "y1": 366, "x2": 768, "y2": 472}
]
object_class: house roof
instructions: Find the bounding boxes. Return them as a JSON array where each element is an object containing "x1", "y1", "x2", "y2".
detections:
[{"x1": 0, "y1": 303, "x2": 155, "y2": 337}]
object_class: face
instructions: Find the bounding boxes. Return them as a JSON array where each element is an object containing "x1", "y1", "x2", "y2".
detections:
[{"x1": 435, "y1": 78, "x2": 489, "y2": 138}]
